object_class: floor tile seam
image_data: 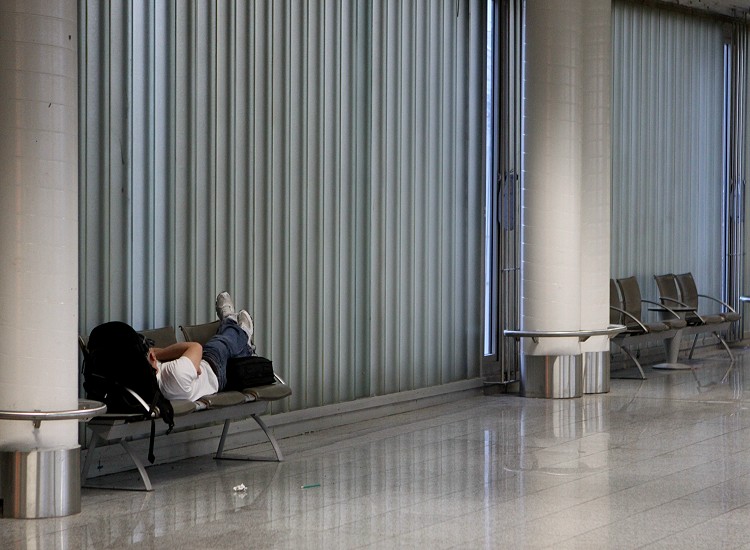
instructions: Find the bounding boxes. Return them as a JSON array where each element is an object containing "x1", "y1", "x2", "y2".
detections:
[
  {"x1": 284, "y1": 435, "x2": 485, "y2": 464},
  {"x1": 602, "y1": 406, "x2": 745, "y2": 444},
  {"x1": 79, "y1": 497, "x2": 268, "y2": 528},
  {"x1": 695, "y1": 430, "x2": 750, "y2": 456},
  {"x1": 314, "y1": 503, "x2": 466, "y2": 539},
  {"x1": 268, "y1": 459, "x2": 490, "y2": 490},
  {"x1": 507, "y1": 400, "x2": 696, "y2": 439},
  {"x1": 283, "y1": 422, "x2": 497, "y2": 463},
  {"x1": 503, "y1": 429, "x2": 643, "y2": 458},
  {"x1": 282, "y1": 417, "x2": 456, "y2": 448},
  {"x1": 285, "y1": 438, "x2": 495, "y2": 468},
  {"x1": 626, "y1": 501, "x2": 745, "y2": 550},
  {"x1": 624, "y1": 447, "x2": 728, "y2": 486},
  {"x1": 272, "y1": 397, "x2": 492, "y2": 447},
  {"x1": 281, "y1": 432, "x2": 495, "y2": 474},
  {"x1": 545, "y1": 488, "x2": 739, "y2": 549},
  {"x1": 617, "y1": 433, "x2": 737, "y2": 456},
  {"x1": 522, "y1": 459, "x2": 716, "y2": 520},
  {"x1": 635, "y1": 422, "x2": 750, "y2": 461},
  {"x1": 514, "y1": 468, "x2": 627, "y2": 503},
  {"x1": 270, "y1": 484, "x2": 480, "y2": 526},
  {"x1": 610, "y1": 394, "x2": 740, "y2": 410},
  {"x1": 266, "y1": 461, "x2": 482, "y2": 492},
  {"x1": 275, "y1": 459, "x2": 500, "y2": 502},
  {"x1": 285, "y1": 409, "x2": 483, "y2": 446},
  {"x1": 466, "y1": 496, "x2": 611, "y2": 540},
  {"x1": 672, "y1": 485, "x2": 750, "y2": 517}
]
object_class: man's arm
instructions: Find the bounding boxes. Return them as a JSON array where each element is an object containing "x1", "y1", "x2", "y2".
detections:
[{"x1": 152, "y1": 342, "x2": 203, "y2": 374}]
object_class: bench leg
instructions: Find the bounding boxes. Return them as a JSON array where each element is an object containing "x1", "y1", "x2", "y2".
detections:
[
  {"x1": 81, "y1": 436, "x2": 153, "y2": 491},
  {"x1": 688, "y1": 334, "x2": 699, "y2": 359},
  {"x1": 613, "y1": 342, "x2": 646, "y2": 380},
  {"x1": 215, "y1": 419, "x2": 231, "y2": 459},
  {"x1": 252, "y1": 413, "x2": 284, "y2": 461},
  {"x1": 713, "y1": 331, "x2": 734, "y2": 362},
  {"x1": 81, "y1": 431, "x2": 102, "y2": 485},
  {"x1": 688, "y1": 331, "x2": 733, "y2": 362},
  {"x1": 214, "y1": 415, "x2": 283, "y2": 462},
  {"x1": 119, "y1": 439, "x2": 153, "y2": 491}
]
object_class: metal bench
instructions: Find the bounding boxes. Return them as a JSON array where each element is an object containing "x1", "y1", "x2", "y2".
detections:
[{"x1": 80, "y1": 325, "x2": 291, "y2": 491}]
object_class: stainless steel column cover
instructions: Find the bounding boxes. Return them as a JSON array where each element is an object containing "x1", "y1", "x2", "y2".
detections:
[
  {"x1": 520, "y1": 355, "x2": 583, "y2": 399},
  {"x1": 583, "y1": 351, "x2": 610, "y2": 394},
  {"x1": 0, "y1": 447, "x2": 80, "y2": 519}
]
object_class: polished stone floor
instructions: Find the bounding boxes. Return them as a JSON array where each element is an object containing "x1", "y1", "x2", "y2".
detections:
[{"x1": 5, "y1": 347, "x2": 750, "y2": 549}]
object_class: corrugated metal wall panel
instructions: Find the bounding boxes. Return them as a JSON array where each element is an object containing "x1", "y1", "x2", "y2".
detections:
[
  {"x1": 725, "y1": 24, "x2": 747, "y2": 339},
  {"x1": 612, "y1": 2, "x2": 725, "y2": 300},
  {"x1": 78, "y1": 0, "x2": 485, "y2": 411}
]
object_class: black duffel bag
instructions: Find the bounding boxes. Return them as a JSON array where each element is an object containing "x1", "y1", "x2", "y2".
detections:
[{"x1": 226, "y1": 355, "x2": 276, "y2": 390}]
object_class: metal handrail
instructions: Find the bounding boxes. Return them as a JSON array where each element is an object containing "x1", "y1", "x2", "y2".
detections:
[
  {"x1": 0, "y1": 399, "x2": 106, "y2": 429},
  {"x1": 504, "y1": 324, "x2": 626, "y2": 344}
]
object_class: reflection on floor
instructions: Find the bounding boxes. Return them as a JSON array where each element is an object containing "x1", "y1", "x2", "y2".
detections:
[{"x1": 5, "y1": 347, "x2": 750, "y2": 549}]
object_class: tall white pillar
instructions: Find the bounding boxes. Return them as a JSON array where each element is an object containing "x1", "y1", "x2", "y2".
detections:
[
  {"x1": 521, "y1": 0, "x2": 611, "y2": 397},
  {"x1": 522, "y1": 0, "x2": 584, "y2": 356},
  {"x1": 0, "y1": 1, "x2": 78, "y2": 449},
  {"x1": 580, "y1": 0, "x2": 612, "y2": 391}
]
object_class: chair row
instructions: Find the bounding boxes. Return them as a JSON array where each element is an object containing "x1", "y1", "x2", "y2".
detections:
[{"x1": 610, "y1": 272, "x2": 739, "y2": 378}]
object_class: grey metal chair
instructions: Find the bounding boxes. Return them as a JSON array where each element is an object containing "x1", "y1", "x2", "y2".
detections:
[
  {"x1": 617, "y1": 276, "x2": 685, "y2": 332},
  {"x1": 179, "y1": 320, "x2": 221, "y2": 345},
  {"x1": 675, "y1": 273, "x2": 740, "y2": 323},
  {"x1": 609, "y1": 278, "x2": 671, "y2": 379},
  {"x1": 654, "y1": 273, "x2": 733, "y2": 360}
]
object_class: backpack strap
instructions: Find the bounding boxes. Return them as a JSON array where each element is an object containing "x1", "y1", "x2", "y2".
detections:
[
  {"x1": 148, "y1": 419, "x2": 157, "y2": 464},
  {"x1": 146, "y1": 390, "x2": 163, "y2": 464}
]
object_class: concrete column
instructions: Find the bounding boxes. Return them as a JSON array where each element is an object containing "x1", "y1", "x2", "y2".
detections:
[
  {"x1": 521, "y1": 0, "x2": 611, "y2": 397},
  {"x1": 0, "y1": 1, "x2": 78, "y2": 449}
]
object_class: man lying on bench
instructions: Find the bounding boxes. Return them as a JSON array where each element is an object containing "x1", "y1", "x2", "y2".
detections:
[{"x1": 147, "y1": 292, "x2": 255, "y2": 401}]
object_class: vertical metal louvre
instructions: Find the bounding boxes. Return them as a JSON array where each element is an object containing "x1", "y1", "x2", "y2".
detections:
[
  {"x1": 485, "y1": 0, "x2": 523, "y2": 385},
  {"x1": 611, "y1": 2, "x2": 726, "y2": 302},
  {"x1": 78, "y1": 0, "x2": 486, "y2": 411},
  {"x1": 726, "y1": 24, "x2": 748, "y2": 340}
]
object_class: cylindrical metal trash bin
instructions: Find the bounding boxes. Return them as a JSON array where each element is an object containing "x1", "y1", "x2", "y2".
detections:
[
  {"x1": 520, "y1": 354, "x2": 583, "y2": 398},
  {"x1": 583, "y1": 351, "x2": 610, "y2": 394},
  {"x1": 0, "y1": 446, "x2": 80, "y2": 519}
]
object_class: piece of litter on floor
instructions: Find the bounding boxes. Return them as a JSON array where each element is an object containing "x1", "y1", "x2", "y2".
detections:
[
  {"x1": 301, "y1": 483, "x2": 321, "y2": 489},
  {"x1": 233, "y1": 483, "x2": 247, "y2": 492}
]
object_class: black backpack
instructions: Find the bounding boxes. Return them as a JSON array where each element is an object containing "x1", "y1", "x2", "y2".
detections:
[{"x1": 82, "y1": 321, "x2": 174, "y2": 463}]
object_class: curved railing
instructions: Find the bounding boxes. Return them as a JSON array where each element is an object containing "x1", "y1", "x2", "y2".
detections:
[
  {"x1": 504, "y1": 324, "x2": 626, "y2": 344},
  {"x1": 0, "y1": 399, "x2": 106, "y2": 429}
]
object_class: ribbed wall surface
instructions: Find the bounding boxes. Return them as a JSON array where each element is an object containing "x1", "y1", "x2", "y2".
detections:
[
  {"x1": 748, "y1": 30, "x2": 750, "y2": 193},
  {"x1": 611, "y1": 3, "x2": 725, "y2": 299},
  {"x1": 725, "y1": 24, "x2": 747, "y2": 340},
  {"x1": 78, "y1": 1, "x2": 485, "y2": 411}
]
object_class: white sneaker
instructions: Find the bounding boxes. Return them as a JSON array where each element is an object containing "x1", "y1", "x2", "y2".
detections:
[
  {"x1": 215, "y1": 291, "x2": 236, "y2": 320},
  {"x1": 237, "y1": 310, "x2": 255, "y2": 349}
]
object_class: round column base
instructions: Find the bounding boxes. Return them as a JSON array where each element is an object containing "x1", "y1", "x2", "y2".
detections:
[
  {"x1": 0, "y1": 446, "x2": 81, "y2": 518},
  {"x1": 520, "y1": 354, "x2": 582, "y2": 398},
  {"x1": 583, "y1": 351, "x2": 610, "y2": 394}
]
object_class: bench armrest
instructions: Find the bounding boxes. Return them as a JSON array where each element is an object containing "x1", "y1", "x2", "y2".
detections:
[
  {"x1": 697, "y1": 293, "x2": 737, "y2": 313},
  {"x1": 610, "y1": 306, "x2": 648, "y2": 333},
  {"x1": 641, "y1": 299, "x2": 682, "y2": 320}
]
